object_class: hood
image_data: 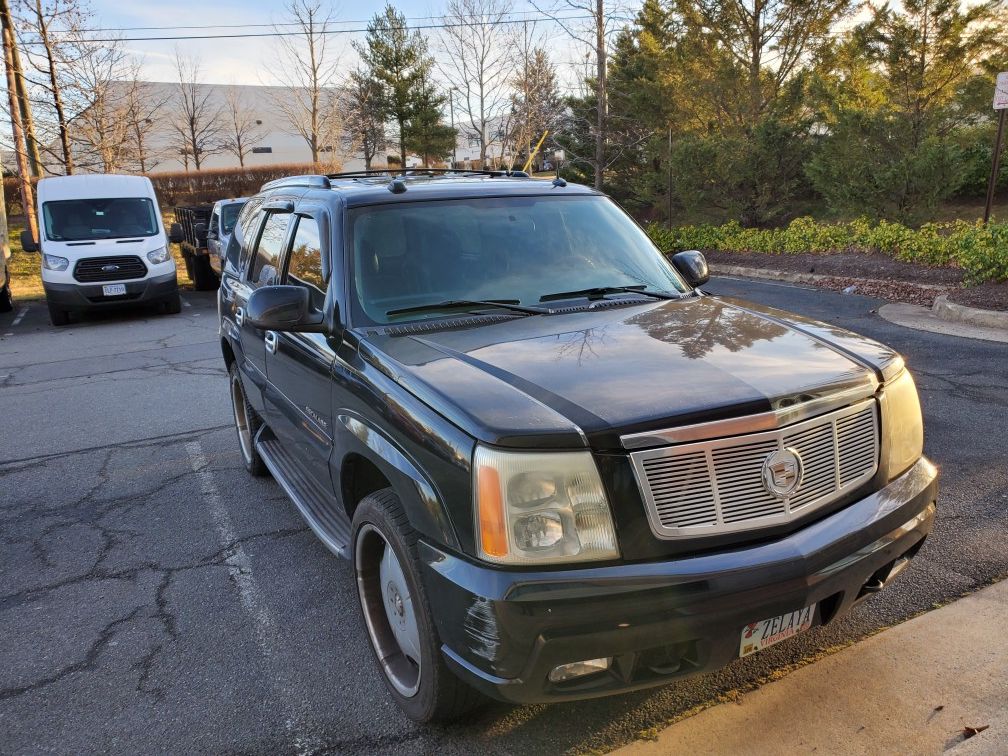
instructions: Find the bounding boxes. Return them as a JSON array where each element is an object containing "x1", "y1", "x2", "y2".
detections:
[{"x1": 362, "y1": 296, "x2": 895, "y2": 450}]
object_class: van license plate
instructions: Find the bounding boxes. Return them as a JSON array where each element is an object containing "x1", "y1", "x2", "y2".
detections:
[
  {"x1": 739, "y1": 604, "x2": 815, "y2": 658},
  {"x1": 102, "y1": 284, "x2": 126, "y2": 296}
]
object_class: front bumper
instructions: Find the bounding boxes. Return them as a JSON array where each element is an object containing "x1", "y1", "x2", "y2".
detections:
[
  {"x1": 420, "y1": 457, "x2": 938, "y2": 704},
  {"x1": 43, "y1": 271, "x2": 178, "y2": 310}
]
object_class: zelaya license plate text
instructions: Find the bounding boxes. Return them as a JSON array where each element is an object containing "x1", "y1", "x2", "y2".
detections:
[{"x1": 740, "y1": 604, "x2": 815, "y2": 657}]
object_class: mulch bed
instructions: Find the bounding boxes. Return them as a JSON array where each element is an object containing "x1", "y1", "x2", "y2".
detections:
[
  {"x1": 947, "y1": 282, "x2": 1008, "y2": 312},
  {"x1": 705, "y1": 251, "x2": 1008, "y2": 312}
]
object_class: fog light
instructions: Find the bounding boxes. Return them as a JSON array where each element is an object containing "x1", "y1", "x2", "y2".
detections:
[{"x1": 548, "y1": 657, "x2": 611, "y2": 683}]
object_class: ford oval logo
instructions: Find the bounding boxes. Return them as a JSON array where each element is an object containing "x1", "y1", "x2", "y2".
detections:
[
  {"x1": 761, "y1": 447, "x2": 804, "y2": 498},
  {"x1": 102, "y1": 264, "x2": 120, "y2": 272}
]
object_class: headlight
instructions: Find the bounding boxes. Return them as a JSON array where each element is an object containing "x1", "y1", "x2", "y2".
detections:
[
  {"x1": 42, "y1": 253, "x2": 69, "y2": 271},
  {"x1": 473, "y1": 445, "x2": 619, "y2": 565},
  {"x1": 146, "y1": 246, "x2": 171, "y2": 264},
  {"x1": 880, "y1": 368, "x2": 923, "y2": 481}
]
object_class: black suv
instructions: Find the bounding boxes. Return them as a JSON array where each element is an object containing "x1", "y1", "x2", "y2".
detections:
[{"x1": 218, "y1": 171, "x2": 937, "y2": 722}]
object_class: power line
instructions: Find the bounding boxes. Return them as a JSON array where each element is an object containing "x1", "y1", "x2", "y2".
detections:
[{"x1": 30, "y1": 12, "x2": 612, "y2": 45}]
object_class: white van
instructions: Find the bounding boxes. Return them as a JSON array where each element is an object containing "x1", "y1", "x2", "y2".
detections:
[{"x1": 22, "y1": 174, "x2": 183, "y2": 326}]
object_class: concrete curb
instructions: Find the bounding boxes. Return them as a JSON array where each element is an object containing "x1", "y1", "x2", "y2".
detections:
[
  {"x1": 713, "y1": 264, "x2": 950, "y2": 292},
  {"x1": 933, "y1": 294, "x2": 1008, "y2": 330}
]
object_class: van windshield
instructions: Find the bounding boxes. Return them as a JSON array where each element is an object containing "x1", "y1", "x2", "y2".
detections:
[{"x1": 42, "y1": 197, "x2": 159, "y2": 241}]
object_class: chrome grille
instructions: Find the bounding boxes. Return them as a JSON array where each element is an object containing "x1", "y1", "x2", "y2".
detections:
[{"x1": 630, "y1": 399, "x2": 879, "y2": 538}]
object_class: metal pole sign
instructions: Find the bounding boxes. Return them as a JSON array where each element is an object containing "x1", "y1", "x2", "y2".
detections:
[{"x1": 984, "y1": 72, "x2": 1008, "y2": 224}]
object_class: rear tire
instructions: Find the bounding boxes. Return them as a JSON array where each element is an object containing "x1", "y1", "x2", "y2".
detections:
[
  {"x1": 0, "y1": 275, "x2": 12, "y2": 313},
  {"x1": 353, "y1": 488, "x2": 485, "y2": 723},
  {"x1": 192, "y1": 254, "x2": 219, "y2": 291},
  {"x1": 229, "y1": 362, "x2": 268, "y2": 477},
  {"x1": 47, "y1": 299, "x2": 70, "y2": 326}
]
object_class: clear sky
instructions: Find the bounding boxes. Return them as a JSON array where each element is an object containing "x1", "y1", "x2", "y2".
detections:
[{"x1": 88, "y1": 0, "x2": 605, "y2": 87}]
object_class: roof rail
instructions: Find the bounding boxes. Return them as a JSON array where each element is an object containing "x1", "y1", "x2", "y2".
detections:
[
  {"x1": 326, "y1": 168, "x2": 531, "y2": 180},
  {"x1": 260, "y1": 174, "x2": 332, "y2": 192}
]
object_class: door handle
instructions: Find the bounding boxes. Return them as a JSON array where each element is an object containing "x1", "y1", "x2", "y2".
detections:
[
  {"x1": 265, "y1": 331, "x2": 278, "y2": 354},
  {"x1": 235, "y1": 307, "x2": 244, "y2": 326}
]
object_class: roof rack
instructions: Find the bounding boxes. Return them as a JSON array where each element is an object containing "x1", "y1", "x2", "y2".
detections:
[
  {"x1": 326, "y1": 168, "x2": 531, "y2": 180},
  {"x1": 260, "y1": 174, "x2": 332, "y2": 192}
]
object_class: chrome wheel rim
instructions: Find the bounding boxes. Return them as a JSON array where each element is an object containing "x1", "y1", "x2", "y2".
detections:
[
  {"x1": 355, "y1": 524, "x2": 422, "y2": 697},
  {"x1": 230, "y1": 373, "x2": 253, "y2": 464}
]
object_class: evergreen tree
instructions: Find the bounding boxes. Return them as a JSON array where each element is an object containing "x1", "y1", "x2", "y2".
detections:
[
  {"x1": 404, "y1": 74, "x2": 457, "y2": 167},
  {"x1": 354, "y1": 5, "x2": 438, "y2": 167}
]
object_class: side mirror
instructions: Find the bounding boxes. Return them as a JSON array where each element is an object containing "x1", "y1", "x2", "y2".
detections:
[
  {"x1": 194, "y1": 222, "x2": 208, "y2": 243},
  {"x1": 671, "y1": 250, "x2": 709, "y2": 288},
  {"x1": 168, "y1": 222, "x2": 184, "y2": 244},
  {"x1": 246, "y1": 285, "x2": 326, "y2": 333},
  {"x1": 20, "y1": 229, "x2": 38, "y2": 253}
]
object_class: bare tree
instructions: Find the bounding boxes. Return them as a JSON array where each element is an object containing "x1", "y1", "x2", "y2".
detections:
[
  {"x1": 271, "y1": 0, "x2": 341, "y2": 167},
  {"x1": 221, "y1": 87, "x2": 265, "y2": 168},
  {"x1": 341, "y1": 66, "x2": 385, "y2": 169},
  {"x1": 531, "y1": 0, "x2": 626, "y2": 189},
  {"x1": 438, "y1": 0, "x2": 514, "y2": 167},
  {"x1": 508, "y1": 23, "x2": 562, "y2": 169},
  {"x1": 171, "y1": 50, "x2": 224, "y2": 171},
  {"x1": 64, "y1": 37, "x2": 135, "y2": 172},
  {"x1": 125, "y1": 75, "x2": 170, "y2": 173}
]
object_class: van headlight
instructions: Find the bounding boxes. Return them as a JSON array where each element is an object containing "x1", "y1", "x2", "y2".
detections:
[
  {"x1": 42, "y1": 253, "x2": 69, "y2": 271},
  {"x1": 146, "y1": 246, "x2": 171, "y2": 264},
  {"x1": 880, "y1": 368, "x2": 924, "y2": 481},
  {"x1": 473, "y1": 445, "x2": 619, "y2": 565}
]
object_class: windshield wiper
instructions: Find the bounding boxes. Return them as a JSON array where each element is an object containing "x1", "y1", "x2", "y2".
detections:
[
  {"x1": 539, "y1": 285, "x2": 681, "y2": 303},
  {"x1": 386, "y1": 299, "x2": 545, "y2": 318}
]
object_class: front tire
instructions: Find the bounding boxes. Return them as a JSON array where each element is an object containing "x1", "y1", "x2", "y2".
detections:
[
  {"x1": 161, "y1": 293, "x2": 182, "y2": 314},
  {"x1": 353, "y1": 488, "x2": 484, "y2": 723},
  {"x1": 47, "y1": 299, "x2": 70, "y2": 326},
  {"x1": 229, "y1": 362, "x2": 268, "y2": 476}
]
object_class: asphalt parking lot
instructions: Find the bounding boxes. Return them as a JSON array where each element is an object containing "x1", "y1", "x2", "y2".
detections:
[{"x1": 1, "y1": 279, "x2": 1006, "y2": 755}]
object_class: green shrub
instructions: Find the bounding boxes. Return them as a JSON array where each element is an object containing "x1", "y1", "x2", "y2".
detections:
[{"x1": 647, "y1": 217, "x2": 1008, "y2": 284}]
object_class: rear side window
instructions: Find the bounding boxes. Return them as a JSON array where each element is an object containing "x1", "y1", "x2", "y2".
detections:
[
  {"x1": 284, "y1": 216, "x2": 325, "y2": 312},
  {"x1": 250, "y1": 212, "x2": 290, "y2": 286}
]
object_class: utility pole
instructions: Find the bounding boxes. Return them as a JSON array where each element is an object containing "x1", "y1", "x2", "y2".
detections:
[
  {"x1": 449, "y1": 87, "x2": 457, "y2": 167},
  {"x1": 1, "y1": 8, "x2": 38, "y2": 240},
  {"x1": 0, "y1": 0, "x2": 41, "y2": 177},
  {"x1": 667, "y1": 127, "x2": 673, "y2": 229}
]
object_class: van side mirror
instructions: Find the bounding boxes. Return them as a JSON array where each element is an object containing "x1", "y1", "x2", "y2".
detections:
[
  {"x1": 20, "y1": 229, "x2": 38, "y2": 253},
  {"x1": 168, "y1": 223, "x2": 184, "y2": 244},
  {"x1": 194, "y1": 222, "x2": 208, "y2": 243},
  {"x1": 671, "y1": 250, "x2": 709, "y2": 288},
  {"x1": 246, "y1": 285, "x2": 326, "y2": 334}
]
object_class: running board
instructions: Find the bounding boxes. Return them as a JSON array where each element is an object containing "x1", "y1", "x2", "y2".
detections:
[{"x1": 256, "y1": 431, "x2": 351, "y2": 558}]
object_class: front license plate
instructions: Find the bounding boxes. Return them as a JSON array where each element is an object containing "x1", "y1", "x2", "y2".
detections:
[
  {"x1": 102, "y1": 284, "x2": 127, "y2": 296},
  {"x1": 739, "y1": 604, "x2": 815, "y2": 658}
]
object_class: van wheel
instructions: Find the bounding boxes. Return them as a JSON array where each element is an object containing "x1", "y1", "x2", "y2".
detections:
[
  {"x1": 162, "y1": 293, "x2": 182, "y2": 314},
  {"x1": 229, "y1": 362, "x2": 268, "y2": 476},
  {"x1": 47, "y1": 300, "x2": 70, "y2": 326},
  {"x1": 0, "y1": 276, "x2": 12, "y2": 313},
  {"x1": 353, "y1": 488, "x2": 485, "y2": 723},
  {"x1": 192, "y1": 255, "x2": 219, "y2": 291}
]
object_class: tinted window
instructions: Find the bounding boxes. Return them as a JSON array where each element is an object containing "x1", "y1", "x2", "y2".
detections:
[
  {"x1": 250, "y1": 212, "x2": 290, "y2": 286},
  {"x1": 284, "y1": 216, "x2": 325, "y2": 312},
  {"x1": 349, "y1": 195, "x2": 688, "y2": 324},
  {"x1": 221, "y1": 203, "x2": 243, "y2": 234},
  {"x1": 42, "y1": 197, "x2": 158, "y2": 241},
  {"x1": 208, "y1": 210, "x2": 220, "y2": 237}
]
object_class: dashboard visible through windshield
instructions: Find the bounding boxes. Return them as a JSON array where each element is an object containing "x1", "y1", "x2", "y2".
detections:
[
  {"x1": 349, "y1": 195, "x2": 689, "y2": 325},
  {"x1": 42, "y1": 197, "x2": 159, "y2": 242}
]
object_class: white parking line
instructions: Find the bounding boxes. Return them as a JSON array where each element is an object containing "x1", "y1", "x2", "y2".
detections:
[
  {"x1": 180, "y1": 297, "x2": 191, "y2": 308},
  {"x1": 184, "y1": 441, "x2": 315, "y2": 752},
  {"x1": 11, "y1": 306, "x2": 28, "y2": 325}
]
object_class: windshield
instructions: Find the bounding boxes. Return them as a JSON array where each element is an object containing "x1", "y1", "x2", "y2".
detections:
[
  {"x1": 42, "y1": 197, "x2": 159, "y2": 242},
  {"x1": 350, "y1": 195, "x2": 688, "y2": 325},
  {"x1": 221, "y1": 203, "x2": 244, "y2": 235}
]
